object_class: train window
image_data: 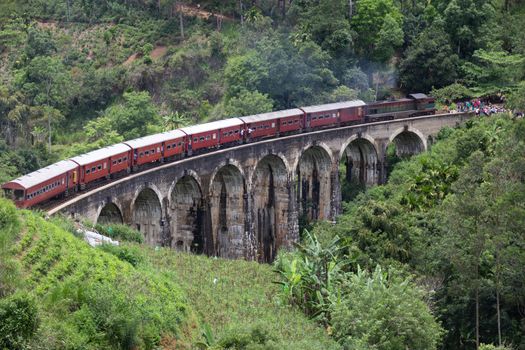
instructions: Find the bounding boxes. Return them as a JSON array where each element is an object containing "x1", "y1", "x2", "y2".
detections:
[
  {"x1": 86, "y1": 169, "x2": 91, "y2": 174},
  {"x1": 167, "y1": 145, "x2": 171, "y2": 149},
  {"x1": 145, "y1": 151, "x2": 149, "y2": 155},
  {"x1": 151, "y1": 149, "x2": 155, "y2": 154},
  {"x1": 193, "y1": 137, "x2": 198, "y2": 142},
  {"x1": 178, "y1": 142, "x2": 182, "y2": 147},
  {"x1": 140, "y1": 152, "x2": 144, "y2": 157},
  {"x1": 97, "y1": 165, "x2": 102, "y2": 170},
  {"x1": 282, "y1": 121, "x2": 286, "y2": 125},
  {"x1": 206, "y1": 135, "x2": 210, "y2": 140},
  {"x1": 223, "y1": 132, "x2": 228, "y2": 137},
  {"x1": 113, "y1": 160, "x2": 117, "y2": 165},
  {"x1": 200, "y1": 136, "x2": 205, "y2": 141}
]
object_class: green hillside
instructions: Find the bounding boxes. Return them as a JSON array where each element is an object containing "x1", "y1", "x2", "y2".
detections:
[
  {"x1": 0, "y1": 198, "x2": 337, "y2": 349},
  {"x1": 0, "y1": 199, "x2": 197, "y2": 349}
]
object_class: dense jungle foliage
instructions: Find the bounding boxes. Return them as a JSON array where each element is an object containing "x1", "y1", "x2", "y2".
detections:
[
  {"x1": 275, "y1": 115, "x2": 525, "y2": 349},
  {"x1": 0, "y1": 0, "x2": 524, "y2": 181}
]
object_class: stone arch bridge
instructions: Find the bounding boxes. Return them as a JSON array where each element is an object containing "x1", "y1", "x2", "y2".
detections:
[{"x1": 49, "y1": 113, "x2": 472, "y2": 262}]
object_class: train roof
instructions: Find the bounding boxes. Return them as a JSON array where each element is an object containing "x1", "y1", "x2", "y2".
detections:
[
  {"x1": 368, "y1": 98, "x2": 413, "y2": 106},
  {"x1": 2, "y1": 160, "x2": 78, "y2": 190},
  {"x1": 124, "y1": 129, "x2": 186, "y2": 149},
  {"x1": 409, "y1": 93, "x2": 430, "y2": 100},
  {"x1": 239, "y1": 108, "x2": 304, "y2": 123},
  {"x1": 301, "y1": 100, "x2": 366, "y2": 114},
  {"x1": 180, "y1": 118, "x2": 244, "y2": 135},
  {"x1": 70, "y1": 143, "x2": 131, "y2": 166}
]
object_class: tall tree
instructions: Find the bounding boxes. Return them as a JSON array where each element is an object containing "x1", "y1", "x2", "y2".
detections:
[{"x1": 399, "y1": 19, "x2": 459, "y2": 92}]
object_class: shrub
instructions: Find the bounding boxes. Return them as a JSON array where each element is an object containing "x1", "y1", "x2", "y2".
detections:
[
  {"x1": 0, "y1": 293, "x2": 39, "y2": 349},
  {"x1": 217, "y1": 324, "x2": 277, "y2": 350},
  {"x1": 331, "y1": 266, "x2": 443, "y2": 350},
  {"x1": 0, "y1": 197, "x2": 19, "y2": 234},
  {"x1": 95, "y1": 223, "x2": 144, "y2": 243},
  {"x1": 0, "y1": 199, "x2": 21, "y2": 296},
  {"x1": 98, "y1": 244, "x2": 144, "y2": 267},
  {"x1": 479, "y1": 344, "x2": 513, "y2": 350}
]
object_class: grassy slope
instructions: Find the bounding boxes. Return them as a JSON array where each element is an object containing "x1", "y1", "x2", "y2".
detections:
[
  {"x1": 0, "y1": 199, "x2": 198, "y2": 349},
  {"x1": 140, "y1": 246, "x2": 339, "y2": 349},
  {"x1": 0, "y1": 198, "x2": 337, "y2": 348}
]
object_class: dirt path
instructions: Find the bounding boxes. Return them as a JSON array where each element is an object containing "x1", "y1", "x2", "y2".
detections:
[{"x1": 150, "y1": 45, "x2": 167, "y2": 59}]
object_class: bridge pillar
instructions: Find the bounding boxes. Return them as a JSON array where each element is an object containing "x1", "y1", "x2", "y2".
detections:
[
  {"x1": 244, "y1": 191, "x2": 257, "y2": 261},
  {"x1": 161, "y1": 196, "x2": 171, "y2": 247},
  {"x1": 285, "y1": 172, "x2": 299, "y2": 249},
  {"x1": 376, "y1": 139, "x2": 389, "y2": 185},
  {"x1": 330, "y1": 162, "x2": 341, "y2": 220}
]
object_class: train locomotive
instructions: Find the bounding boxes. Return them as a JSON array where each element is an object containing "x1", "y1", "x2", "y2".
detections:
[{"x1": 2, "y1": 93, "x2": 435, "y2": 209}]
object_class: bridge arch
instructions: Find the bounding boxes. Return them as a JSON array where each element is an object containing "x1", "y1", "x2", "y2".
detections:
[
  {"x1": 209, "y1": 163, "x2": 246, "y2": 259},
  {"x1": 292, "y1": 142, "x2": 334, "y2": 173},
  {"x1": 339, "y1": 135, "x2": 379, "y2": 190},
  {"x1": 169, "y1": 173, "x2": 205, "y2": 254},
  {"x1": 251, "y1": 154, "x2": 289, "y2": 263},
  {"x1": 389, "y1": 126, "x2": 427, "y2": 157},
  {"x1": 131, "y1": 184, "x2": 164, "y2": 246},
  {"x1": 96, "y1": 202, "x2": 124, "y2": 225},
  {"x1": 296, "y1": 144, "x2": 333, "y2": 223}
]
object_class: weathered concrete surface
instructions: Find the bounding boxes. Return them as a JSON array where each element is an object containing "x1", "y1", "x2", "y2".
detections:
[{"x1": 49, "y1": 113, "x2": 473, "y2": 260}]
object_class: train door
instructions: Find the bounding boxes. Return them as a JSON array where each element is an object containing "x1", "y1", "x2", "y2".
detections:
[{"x1": 306, "y1": 114, "x2": 311, "y2": 129}]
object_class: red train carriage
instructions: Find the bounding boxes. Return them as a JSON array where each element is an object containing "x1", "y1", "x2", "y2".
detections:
[
  {"x1": 125, "y1": 135, "x2": 164, "y2": 167},
  {"x1": 161, "y1": 129, "x2": 187, "y2": 159},
  {"x1": 301, "y1": 100, "x2": 366, "y2": 129},
  {"x1": 181, "y1": 118, "x2": 244, "y2": 153},
  {"x1": 124, "y1": 130, "x2": 186, "y2": 167},
  {"x1": 70, "y1": 144, "x2": 132, "y2": 188},
  {"x1": 239, "y1": 108, "x2": 304, "y2": 139},
  {"x1": 2, "y1": 160, "x2": 79, "y2": 208}
]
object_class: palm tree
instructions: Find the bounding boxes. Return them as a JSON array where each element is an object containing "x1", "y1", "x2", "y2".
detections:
[{"x1": 162, "y1": 111, "x2": 189, "y2": 131}]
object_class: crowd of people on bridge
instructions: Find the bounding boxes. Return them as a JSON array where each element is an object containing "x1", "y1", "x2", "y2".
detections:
[{"x1": 444, "y1": 98, "x2": 507, "y2": 116}]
